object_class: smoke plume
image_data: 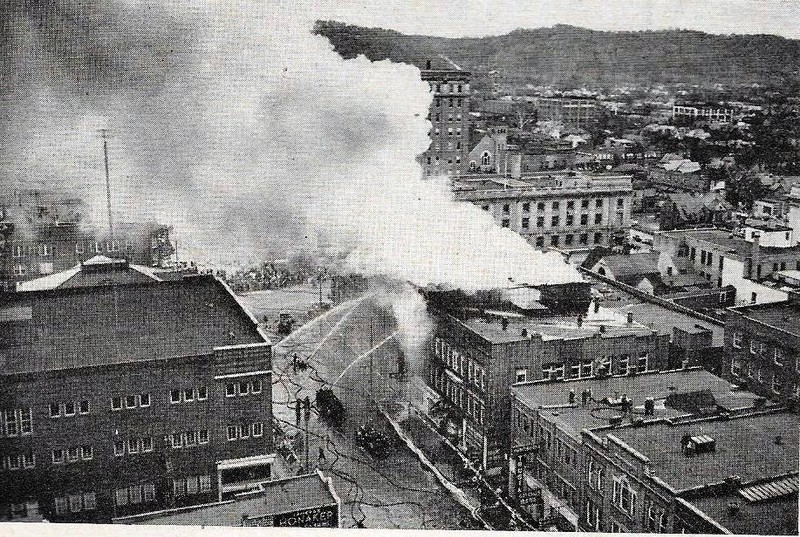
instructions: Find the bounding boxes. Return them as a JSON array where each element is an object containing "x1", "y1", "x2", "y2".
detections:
[{"x1": 1, "y1": 0, "x2": 582, "y2": 288}]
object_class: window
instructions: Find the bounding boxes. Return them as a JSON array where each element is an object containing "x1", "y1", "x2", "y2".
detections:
[
  {"x1": 227, "y1": 425, "x2": 238, "y2": 441},
  {"x1": 730, "y1": 358, "x2": 742, "y2": 378},
  {"x1": 171, "y1": 433, "x2": 183, "y2": 448},
  {"x1": 552, "y1": 201, "x2": 560, "y2": 211},
  {"x1": 552, "y1": 216, "x2": 560, "y2": 227},
  {"x1": 596, "y1": 199, "x2": 603, "y2": 208},
  {"x1": 13, "y1": 265, "x2": 26, "y2": 277},
  {"x1": 170, "y1": 389, "x2": 181, "y2": 403},
  {"x1": 537, "y1": 216, "x2": 545, "y2": 228},
  {"x1": 637, "y1": 352, "x2": 649, "y2": 373},
  {"x1": 55, "y1": 497, "x2": 68, "y2": 515},
  {"x1": 537, "y1": 202, "x2": 545, "y2": 211},
  {"x1": 522, "y1": 202, "x2": 530, "y2": 212},
  {"x1": 521, "y1": 217, "x2": 530, "y2": 229},
  {"x1": 200, "y1": 475, "x2": 212, "y2": 492},
  {"x1": 535, "y1": 236, "x2": 544, "y2": 247},
  {"x1": 239, "y1": 381, "x2": 249, "y2": 396},
  {"x1": 774, "y1": 348, "x2": 784, "y2": 366},
  {"x1": 130, "y1": 485, "x2": 142, "y2": 505},
  {"x1": 551, "y1": 235, "x2": 560, "y2": 247},
  {"x1": 253, "y1": 422, "x2": 263, "y2": 437},
  {"x1": 83, "y1": 492, "x2": 96, "y2": 511},
  {"x1": 81, "y1": 445, "x2": 93, "y2": 460},
  {"x1": 240, "y1": 423, "x2": 250, "y2": 438},
  {"x1": 67, "y1": 446, "x2": 79, "y2": 462},
  {"x1": 542, "y1": 363, "x2": 564, "y2": 381},
  {"x1": 586, "y1": 499, "x2": 601, "y2": 531},
  {"x1": 115, "y1": 488, "x2": 128, "y2": 506},
  {"x1": 183, "y1": 388, "x2": 194, "y2": 402},
  {"x1": 3, "y1": 410, "x2": 18, "y2": 436},
  {"x1": 198, "y1": 386, "x2": 208, "y2": 400},
  {"x1": 515, "y1": 368, "x2": 528, "y2": 383},
  {"x1": 141, "y1": 437, "x2": 153, "y2": 452},
  {"x1": 125, "y1": 395, "x2": 137, "y2": 409},
  {"x1": 79, "y1": 400, "x2": 90, "y2": 414},
  {"x1": 580, "y1": 233, "x2": 588, "y2": 245},
  {"x1": 619, "y1": 355, "x2": 629, "y2": 375},
  {"x1": 750, "y1": 339, "x2": 758, "y2": 354},
  {"x1": 566, "y1": 214, "x2": 574, "y2": 226},
  {"x1": 19, "y1": 408, "x2": 32, "y2": 435},
  {"x1": 565, "y1": 234, "x2": 573, "y2": 246},
  {"x1": 501, "y1": 219, "x2": 510, "y2": 228},
  {"x1": 612, "y1": 476, "x2": 637, "y2": 515},
  {"x1": 143, "y1": 483, "x2": 155, "y2": 502},
  {"x1": 114, "y1": 441, "x2": 125, "y2": 457},
  {"x1": 127, "y1": 438, "x2": 138, "y2": 454},
  {"x1": 587, "y1": 459, "x2": 604, "y2": 491},
  {"x1": 732, "y1": 332, "x2": 742, "y2": 348},
  {"x1": 64, "y1": 401, "x2": 75, "y2": 417},
  {"x1": 594, "y1": 232, "x2": 603, "y2": 244},
  {"x1": 50, "y1": 403, "x2": 60, "y2": 418},
  {"x1": 112, "y1": 396, "x2": 122, "y2": 410},
  {"x1": 594, "y1": 213, "x2": 602, "y2": 224},
  {"x1": 225, "y1": 384, "x2": 236, "y2": 397},
  {"x1": 199, "y1": 429, "x2": 209, "y2": 444},
  {"x1": 187, "y1": 476, "x2": 199, "y2": 494},
  {"x1": 52, "y1": 449, "x2": 64, "y2": 464},
  {"x1": 186, "y1": 430, "x2": 197, "y2": 446},
  {"x1": 139, "y1": 393, "x2": 150, "y2": 407},
  {"x1": 772, "y1": 375, "x2": 782, "y2": 395}
]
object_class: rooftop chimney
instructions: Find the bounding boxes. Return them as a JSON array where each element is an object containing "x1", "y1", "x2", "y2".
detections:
[
  {"x1": 599, "y1": 325, "x2": 606, "y2": 334},
  {"x1": 627, "y1": 312, "x2": 633, "y2": 324},
  {"x1": 521, "y1": 328, "x2": 528, "y2": 337},
  {"x1": 576, "y1": 315, "x2": 583, "y2": 327},
  {"x1": 501, "y1": 317, "x2": 509, "y2": 331}
]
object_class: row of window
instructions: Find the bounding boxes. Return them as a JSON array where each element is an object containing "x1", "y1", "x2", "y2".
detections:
[
  {"x1": 431, "y1": 368, "x2": 486, "y2": 425},
  {"x1": 115, "y1": 484, "x2": 156, "y2": 507},
  {"x1": 431, "y1": 127, "x2": 463, "y2": 137},
  {"x1": 731, "y1": 333, "x2": 792, "y2": 368},
  {"x1": 114, "y1": 436, "x2": 155, "y2": 456},
  {"x1": 730, "y1": 359, "x2": 800, "y2": 397},
  {"x1": 427, "y1": 155, "x2": 462, "y2": 166},
  {"x1": 434, "y1": 97, "x2": 463, "y2": 108},
  {"x1": 1, "y1": 408, "x2": 33, "y2": 437},
  {"x1": 11, "y1": 241, "x2": 129, "y2": 258},
  {"x1": 170, "y1": 429, "x2": 210, "y2": 448},
  {"x1": 504, "y1": 198, "x2": 617, "y2": 213},
  {"x1": 53, "y1": 492, "x2": 96, "y2": 515},
  {"x1": 224, "y1": 380, "x2": 262, "y2": 397},
  {"x1": 431, "y1": 113, "x2": 463, "y2": 122},
  {"x1": 432, "y1": 83, "x2": 467, "y2": 94},
  {"x1": 434, "y1": 338, "x2": 487, "y2": 391},
  {"x1": 52, "y1": 445, "x2": 93, "y2": 464},
  {"x1": 50, "y1": 400, "x2": 91, "y2": 418},
  {"x1": 173, "y1": 475, "x2": 213, "y2": 497},
  {"x1": 430, "y1": 139, "x2": 463, "y2": 151},
  {"x1": 542, "y1": 354, "x2": 649, "y2": 381},
  {"x1": 170, "y1": 386, "x2": 208, "y2": 404},
  {"x1": 112, "y1": 393, "x2": 151, "y2": 411},
  {"x1": 226, "y1": 422, "x2": 264, "y2": 441},
  {"x1": 4, "y1": 452, "x2": 36, "y2": 471}
]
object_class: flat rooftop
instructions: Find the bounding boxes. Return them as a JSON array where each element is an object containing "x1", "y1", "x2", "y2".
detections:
[
  {"x1": 461, "y1": 310, "x2": 655, "y2": 345},
  {"x1": 611, "y1": 411, "x2": 799, "y2": 491},
  {"x1": 658, "y1": 228, "x2": 800, "y2": 257},
  {"x1": 0, "y1": 276, "x2": 267, "y2": 375},
  {"x1": 686, "y1": 482, "x2": 798, "y2": 536},
  {"x1": 512, "y1": 369, "x2": 760, "y2": 438},
  {"x1": 728, "y1": 300, "x2": 800, "y2": 338},
  {"x1": 117, "y1": 472, "x2": 337, "y2": 526},
  {"x1": 608, "y1": 301, "x2": 724, "y2": 346}
]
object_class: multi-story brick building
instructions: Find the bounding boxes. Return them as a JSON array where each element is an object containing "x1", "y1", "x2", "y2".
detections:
[
  {"x1": 653, "y1": 227, "x2": 800, "y2": 304},
  {"x1": 724, "y1": 295, "x2": 800, "y2": 407},
  {"x1": 424, "y1": 285, "x2": 668, "y2": 472},
  {"x1": 0, "y1": 188, "x2": 173, "y2": 291},
  {"x1": 420, "y1": 61, "x2": 471, "y2": 177},
  {"x1": 0, "y1": 272, "x2": 274, "y2": 523},
  {"x1": 509, "y1": 369, "x2": 798, "y2": 534},
  {"x1": 531, "y1": 96, "x2": 599, "y2": 131},
  {"x1": 453, "y1": 172, "x2": 633, "y2": 251}
]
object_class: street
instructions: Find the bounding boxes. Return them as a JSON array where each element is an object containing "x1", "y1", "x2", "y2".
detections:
[{"x1": 265, "y1": 295, "x2": 481, "y2": 529}]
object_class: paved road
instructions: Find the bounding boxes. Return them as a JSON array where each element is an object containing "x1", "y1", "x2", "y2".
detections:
[{"x1": 267, "y1": 296, "x2": 479, "y2": 529}]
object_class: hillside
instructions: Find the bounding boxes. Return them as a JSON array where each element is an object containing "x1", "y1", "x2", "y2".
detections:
[{"x1": 314, "y1": 21, "x2": 800, "y2": 88}]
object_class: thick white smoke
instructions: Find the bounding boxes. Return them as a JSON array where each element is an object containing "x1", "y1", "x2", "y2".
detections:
[{"x1": 1, "y1": 0, "x2": 580, "y2": 288}]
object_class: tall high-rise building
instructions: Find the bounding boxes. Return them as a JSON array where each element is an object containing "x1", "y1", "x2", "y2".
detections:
[{"x1": 420, "y1": 60, "x2": 471, "y2": 177}]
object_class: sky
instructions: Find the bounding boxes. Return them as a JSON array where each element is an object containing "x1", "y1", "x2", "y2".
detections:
[{"x1": 316, "y1": 0, "x2": 800, "y2": 39}]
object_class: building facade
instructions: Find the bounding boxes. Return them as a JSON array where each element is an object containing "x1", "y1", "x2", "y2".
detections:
[
  {"x1": 509, "y1": 369, "x2": 797, "y2": 534},
  {"x1": 0, "y1": 274, "x2": 274, "y2": 523},
  {"x1": 723, "y1": 296, "x2": 800, "y2": 407},
  {"x1": 532, "y1": 96, "x2": 600, "y2": 131},
  {"x1": 453, "y1": 172, "x2": 633, "y2": 250},
  {"x1": 420, "y1": 65, "x2": 471, "y2": 177},
  {"x1": 425, "y1": 286, "x2": 668, "y2": 472}
]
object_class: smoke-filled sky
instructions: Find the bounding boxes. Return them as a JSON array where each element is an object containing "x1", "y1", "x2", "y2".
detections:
[
  {"x1": 0, "y1": 0, "x2": 580, "y2": 289},
  {"x1": 318, "y1": 0, "x2": 800, "y2": 39}
]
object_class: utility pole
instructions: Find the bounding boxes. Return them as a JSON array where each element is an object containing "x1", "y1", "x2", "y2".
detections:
[
  {"x1": 369, "y1": 319, "x2": 374, "y2": 401},
  {"x1": 100, "y1": 129, "x2": 114, "y2": 241}
]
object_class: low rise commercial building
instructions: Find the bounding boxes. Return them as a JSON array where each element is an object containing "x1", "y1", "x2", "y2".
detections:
[
  {"x1": 453, "y1": 172, "x2": 633, "y2": 251},
  {"x1": 113, "y1": 471, "x2": 341, "y2": 528},
  {"x1": 0, "y1": 270, "x2": 274, "y2": 523},
  {"x1": 509, "y1": 368, "x2": 797, "y2": 534},
  {"x1": 424, "y1": 284, "x2": 668, "y2": 472},
  {"x1": 724, "y1": 296, "x2": 800, "y2": 407}
]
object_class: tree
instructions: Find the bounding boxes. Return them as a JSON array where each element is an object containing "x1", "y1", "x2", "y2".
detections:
[{"x1": 724, "y1": 171, "x2": 767, "y2": 211}]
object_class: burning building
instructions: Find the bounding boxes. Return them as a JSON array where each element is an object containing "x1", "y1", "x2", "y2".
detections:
[{"x1": 421, "y1": 282, "x2": 669, "y2": 472}]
